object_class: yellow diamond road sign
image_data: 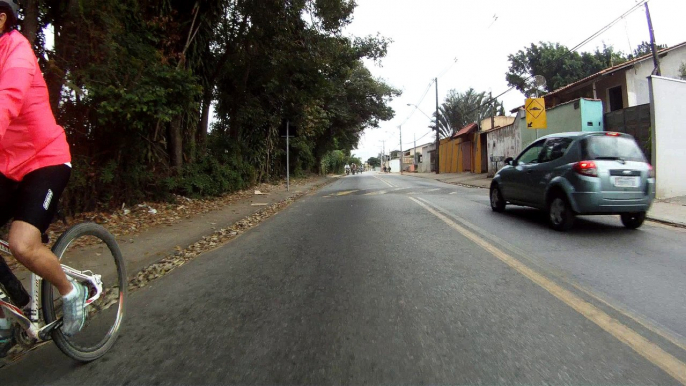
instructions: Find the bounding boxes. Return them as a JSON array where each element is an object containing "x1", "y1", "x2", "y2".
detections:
[{"x1": 526, "y1": 97, "x2": 547, "y2": 129}]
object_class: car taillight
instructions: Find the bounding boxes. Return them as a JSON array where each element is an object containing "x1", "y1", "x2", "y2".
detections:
[
  {"x1": 605, "y1": 132, "x2": 621, "y2": 136},
  {"x1": 647, "y1": 164, "x2": 655, "y2": 178},
  {"x1": 573, "y1": 160, "x2": 598, "y2": 177}
]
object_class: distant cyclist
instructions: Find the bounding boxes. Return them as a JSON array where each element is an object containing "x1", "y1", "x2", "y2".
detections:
[{"x1": 0, "y1": 0, "x2": 86, "y2": 340}]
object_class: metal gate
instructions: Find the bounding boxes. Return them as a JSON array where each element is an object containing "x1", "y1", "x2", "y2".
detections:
[
  {"x1": 461, "y1": 141, "x2": 472, "y2": 172},
  {"x1": 604, "y1": 103, "x2": 651, "y2": 161}
]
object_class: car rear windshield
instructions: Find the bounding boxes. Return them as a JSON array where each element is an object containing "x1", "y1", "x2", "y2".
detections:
[{"x1": 581, "y1": 136, "x2": 646, "y2": 162}]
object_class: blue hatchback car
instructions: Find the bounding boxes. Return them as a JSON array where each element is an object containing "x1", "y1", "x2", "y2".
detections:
[{"x1": 490, "y1": 132, "x2": 655, "y2": 231}]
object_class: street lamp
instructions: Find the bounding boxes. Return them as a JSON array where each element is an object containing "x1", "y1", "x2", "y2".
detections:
[{"x1": 407, "y1": 103, "x2": 433, "y2": 120}]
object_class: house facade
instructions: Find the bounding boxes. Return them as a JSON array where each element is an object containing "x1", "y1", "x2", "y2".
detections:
[
  {"x1": 542, "y1": 42, "x2": 686, "y2": 162},
  {"x1": 544, "y1": 42, "x2": 686, "y2": 112}
]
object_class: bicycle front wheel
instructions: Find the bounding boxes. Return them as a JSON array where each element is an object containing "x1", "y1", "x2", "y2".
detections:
[{"x1": 42, "y1": 222, "x2": 127, "y2": 362}]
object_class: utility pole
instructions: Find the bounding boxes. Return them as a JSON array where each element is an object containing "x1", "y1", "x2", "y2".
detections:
[
  {"x1": 414, "y1": 133, "x2": 417, "y2": 170},
  {"x1": 399, "y1": 125, "x2": 403, "y2": 174},
  {"x1": 380, "y1": 140, "x2": 386, "y2": 172},
  {"x1": 286, "y1": 120, "x2": 290, "y2": 191},
  {"x1": 434, "y1": 77, "x2": 440, "y2": 174},
  {"x1": 645, "y1": 2, "x2": 661, "y2": 76},
  {"x1": 490, "y1": 92, "x2": 495, "y2": 131}
]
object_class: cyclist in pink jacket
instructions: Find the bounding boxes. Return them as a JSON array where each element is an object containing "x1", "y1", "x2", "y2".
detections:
[{"x1": 0, "y1": 0, "x2": 86, "y2": 344}]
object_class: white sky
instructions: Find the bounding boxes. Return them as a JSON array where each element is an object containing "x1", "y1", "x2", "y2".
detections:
[{"x1": 345, "y1": 0, "x2": 686, "y2": 162}]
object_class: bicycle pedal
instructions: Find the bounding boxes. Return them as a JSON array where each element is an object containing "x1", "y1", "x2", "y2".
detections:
[{"x1": 38, "y1": 319, "x2": 61, "y2": 341}]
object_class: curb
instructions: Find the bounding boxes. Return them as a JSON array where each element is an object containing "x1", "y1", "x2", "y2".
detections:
[
  {"x1": 646, "y1": 216, "x2": 686, "y2": 229},
  {"x1": 398, "y1": 173, "x2": 491, "y2": 189}
]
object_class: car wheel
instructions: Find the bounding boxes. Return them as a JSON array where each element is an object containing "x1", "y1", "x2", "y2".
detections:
[
  {"x1": 548, "y1": 195, "x2": 575, "y2": 231},
  {"x1": 490, "y1": 185, "x2": 506, "y2": 212},
  {"x1": 620, "y1": 212, "x2": 646, "y2": 229}
]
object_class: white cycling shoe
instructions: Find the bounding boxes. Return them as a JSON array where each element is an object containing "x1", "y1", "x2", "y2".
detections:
[{"x1": 61, "y1": 279, "x2": 88, "y2": 337}]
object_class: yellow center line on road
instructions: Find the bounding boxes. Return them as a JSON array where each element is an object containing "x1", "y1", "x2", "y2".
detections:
[
  {"x1": 373, "y1": 175, "x2": 396, "y2": 188},
  {"x1": 408, "y1": 196, "x2": 686, "y2": 385},
  {"x1": 364, "y1": 190, "x2": 388, "y2": 196},
  {"x1": 335, "y1": 190, "x2": 359, "y2": 196},
  {"x1": 418, "y1": 197, "x2": 686, "y2": 355}
]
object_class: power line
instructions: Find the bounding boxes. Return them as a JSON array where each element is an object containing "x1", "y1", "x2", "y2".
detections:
[
  {"x1": 403, "y1": 130, "x2": 433, "y2": 147},
  {"x1": 436, "y1": 58, "x2": 459, "y2": 79},
  {"x1": 377, "y1": 2, "x2": 648, "y2": 153},
  {"x1": 569, "y1": 0, "x2": 647, "y2": 53},
  {"x1": 400, "y1": 58, "x2": 458, "y2": 127},
  {"x1": 400, "y1": 81, "x2": 434, "y2": 126},
  {"x1": 459, "y1": 0, "x2": 649, "y2": 118}
]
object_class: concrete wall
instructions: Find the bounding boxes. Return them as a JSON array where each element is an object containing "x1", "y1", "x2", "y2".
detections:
[
  {"x1": 519, "y1": 99, "x2": 604, "y2": 149},
  {"x1": 628, "y1": 47, "x2": 686, "y2": 107},
  {"x1": 419, "y1": 144, "x2": 434, "y2": 173},
  {"x1": 580, "y1": 98, "x2": 604, "y2": 131},
  {"x1": 388, "y1": 159, "x2": 400, "y2": 173},
  {"x1": 649, "y1": 75, "x2": 686, "y2": 199},
  {"x1": 479, "y1": 116, "x2": 516, "y2": 131},
  {"x1": 486, "y1": 122, "x2": 521, "y2": 177},
  {"x1": 545, "y1": 99, "x2": 582, "y2": 133}
]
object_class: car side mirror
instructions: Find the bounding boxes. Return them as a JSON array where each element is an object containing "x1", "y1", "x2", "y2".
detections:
[{"x1": 504, "y1": 157, "x2": 514, "y2": 166}]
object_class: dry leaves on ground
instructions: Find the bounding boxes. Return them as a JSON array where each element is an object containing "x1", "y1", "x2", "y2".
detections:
[{"x1": 1, "y1": 175, "x2": 323, "y2": 272}]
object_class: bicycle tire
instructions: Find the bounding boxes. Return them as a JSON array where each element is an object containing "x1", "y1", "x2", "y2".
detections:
[{"x1": 42, "y1": 222, "x2": 127, "y2": 362}]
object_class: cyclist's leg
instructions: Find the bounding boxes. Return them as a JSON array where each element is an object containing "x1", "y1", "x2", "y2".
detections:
[
  {"x1": 8, "y1": 165, "x2": 88, "y2": 336},
  {"x1": 9, "y1": 222, "x2": 71, "y2": 294},
  {"x1": 0, "y1": 174, "x2": 20, "y2": 353},
  {"x1": 8, "y1": 165, "x2": 72, "y2": 296},
  {"x1": 0, "y1": 173, "x2": 30, "y2": 308}
]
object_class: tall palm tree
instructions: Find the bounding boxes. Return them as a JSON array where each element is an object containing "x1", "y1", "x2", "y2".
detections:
[{"x1": 433, "y1": 88, "x2": 505, "y2": 138}]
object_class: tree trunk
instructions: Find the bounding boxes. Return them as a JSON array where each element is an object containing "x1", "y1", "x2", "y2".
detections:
[
  {"x1": 169, "y1": 119, "x2": 183, "y2": 169},
  {"x1": 46, "y1": 0, "x2": 80, "y2": 113},
  {"x1": 21, "y1": 0, "x2": 39, "y2": 46},
  {"x1": 197, "y1": 91, "x2": 212, "y2": 154}
]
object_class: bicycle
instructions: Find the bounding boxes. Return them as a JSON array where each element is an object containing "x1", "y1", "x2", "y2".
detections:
[{"x1": 0, "y1": 222, "x2": 127, "y2": 362}]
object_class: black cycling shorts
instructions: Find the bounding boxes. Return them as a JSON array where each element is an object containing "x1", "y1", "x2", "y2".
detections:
[{"x1": 0, "y1": 164, "x2": 71, "y2": 234}]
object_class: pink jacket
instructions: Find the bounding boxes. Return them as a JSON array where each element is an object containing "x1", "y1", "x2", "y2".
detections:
[{"x1": 0, "y1": 30, "x2": 70, "y2": 181}]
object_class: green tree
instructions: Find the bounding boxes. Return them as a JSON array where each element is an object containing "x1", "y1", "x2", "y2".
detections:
[
  {"x1": 628, "y1": 41, "x2": 668, "y2": 59},
  {"x1": 506, "y1": 42, "x2": 627, "y2": 95},
  {"x1": 367, "y1": 156, "x2": 381, "y2": 167},
  {"x1": 19, "y1": 0, "x2": 397, "y2": 212}
]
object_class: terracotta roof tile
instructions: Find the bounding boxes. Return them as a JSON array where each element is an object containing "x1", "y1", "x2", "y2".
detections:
[{"x1": 452, "y1": 123, "x2": 478, "y2": 138}]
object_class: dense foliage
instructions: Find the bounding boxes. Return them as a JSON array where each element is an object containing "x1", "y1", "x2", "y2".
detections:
[
  {"x1": 366, "y1": 157, "x2": 380, "y2": 167},
  {"x1": 505, "y1": 42, "x2": 670, "y2": 97},
  {"x1": 18, "y1": 0, "x2": 398, "y2": 212}
]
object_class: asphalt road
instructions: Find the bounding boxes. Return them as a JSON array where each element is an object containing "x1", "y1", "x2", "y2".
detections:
[{"x1": 3, "y1": 172, "x2": 686, "y2": 385}]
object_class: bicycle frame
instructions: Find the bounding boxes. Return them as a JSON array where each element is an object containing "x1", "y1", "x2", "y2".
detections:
[
  {"x1": 0, "y1": 238, "x2": 104, "y2": 342},
  {"x1": 0, "y1": 239, "x2": 44, "y2": 341}
]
